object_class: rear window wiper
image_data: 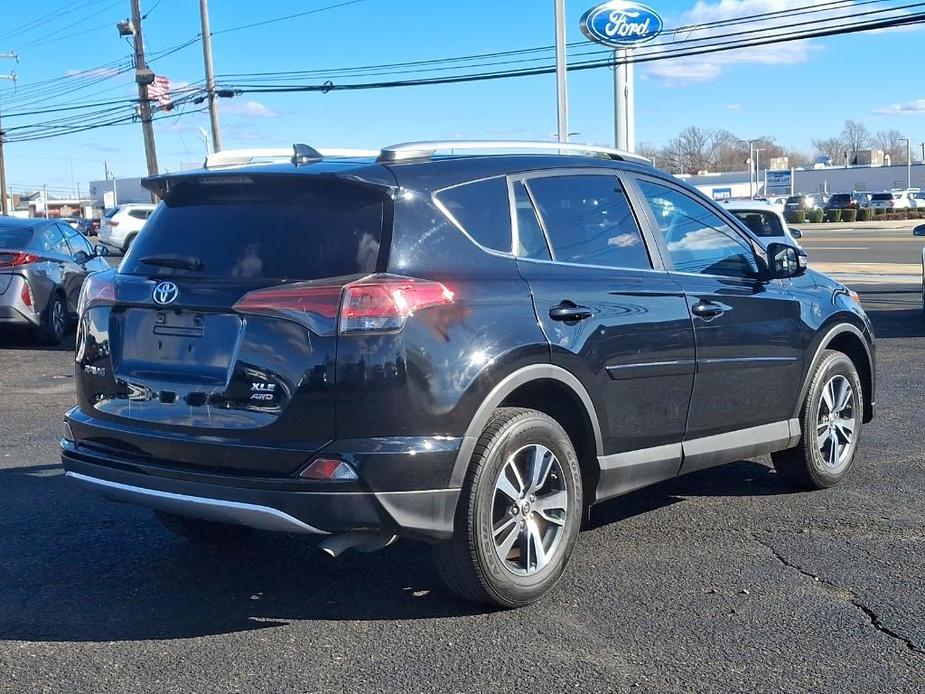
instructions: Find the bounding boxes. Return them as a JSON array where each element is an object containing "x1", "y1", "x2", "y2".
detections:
[{"x1": 139, "y1": 254, "x2": 203, "y2": 271}]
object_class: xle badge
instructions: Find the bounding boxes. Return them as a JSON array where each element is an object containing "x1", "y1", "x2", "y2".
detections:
[{"x1": 250, "y1": 382, "x2": 276, "y2": 401}]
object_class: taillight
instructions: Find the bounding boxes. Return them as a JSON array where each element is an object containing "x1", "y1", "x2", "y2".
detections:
[
  {"x1": 107, "y1": 220, "x2": 119, "y2": 226},
  {"x1": 20, "y1": 282, "x2": 33, "y2": 308},
  {"x1": 233, "y1": 274, "x2": 454, "y2": 336},
  {"x1": 300, "y1": 458, "x2": 358, "y2": 480},
  {"x1": 0, "y1": 251, "x2": 39, "y2": 268},
  {"x1": 77, "y1": 272, "x2": 116, "y2": 318}
]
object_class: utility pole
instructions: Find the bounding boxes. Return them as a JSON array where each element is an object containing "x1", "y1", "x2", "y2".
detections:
[
  {"x1": 0, "y1": 52, "x2": 17, "y2": 216},
  {"x1": 613, "y1": 49, "x2": 635, "y2": 152},
  {"x1": 553, "y1": 0, "x2": 569, "y2": 143},
  {"x1": 754, "y1": 147, "x2": 765, "y2": 197},
  {"x1": 125, "y1": 1, "x2": 159, "y2": 180},
  {"x1": 899, "y1": 138, "x2": 911, "y2": 189},
  {"x1": 739, "y1": 139, "x2": 758, "y2": 198},
  {"x1": 199, "y1": 0, "x2": 222, "y2": 152}
]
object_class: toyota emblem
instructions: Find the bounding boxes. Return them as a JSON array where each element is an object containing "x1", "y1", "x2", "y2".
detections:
[{"x1": 152, "y1": 281, "x2": 179, "y2": 306}]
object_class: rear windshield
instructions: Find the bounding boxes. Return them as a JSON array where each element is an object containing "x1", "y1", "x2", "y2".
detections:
[
  {"x1": 730, "y1": 210, "x2": 785, "y2": 238},
  {"x1": 0, "y1": 226, "x2": 32, "y2": 248},
  {"x1": 829, "y1": 194, "x2": 850, "y2": 202},
  {"x1": 103, "y1": 207, "x2": 120, "y2": 219},
  {"x1": 871, "y1": 193, "x2": 893, "y2": 201},
  {"x1": 785, "y1": 196, "x2": 801, "y2": 203},
  {"x1": 121, "y1": 176, "x2": 387, "y2": 281}
]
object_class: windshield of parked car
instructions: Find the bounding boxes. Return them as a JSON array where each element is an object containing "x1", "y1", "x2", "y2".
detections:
[
  {"x1": 121, "y1": 175, "x2": 387, "y2": 281},
  {"x1": 0, "y1": 227, "x2": 32, "y2": 248},
  {"x1": 730, "y1": 210, "x2": 786, "y2": 238}
]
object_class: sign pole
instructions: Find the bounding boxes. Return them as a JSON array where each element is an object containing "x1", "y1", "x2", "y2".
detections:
[{"x1": 554, "y1": 0, "x2": 569, "y2": 143}]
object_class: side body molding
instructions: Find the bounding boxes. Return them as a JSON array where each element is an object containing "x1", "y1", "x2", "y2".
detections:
[{"x1": 448, "y1": 364, "x2": 604, "y2": 488}]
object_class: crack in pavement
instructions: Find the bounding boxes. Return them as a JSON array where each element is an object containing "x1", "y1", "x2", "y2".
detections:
[{"x1": 751, "y1": 532, "x2": 925, "y2": 657}]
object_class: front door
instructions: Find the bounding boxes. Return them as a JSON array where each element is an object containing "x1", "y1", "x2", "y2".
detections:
[
  {"x1": 631, "y1": 177, "x2": 804, "y2": 471},
  {"x1": 511, "y1": 171, "x2": 696, "y2": 500}
]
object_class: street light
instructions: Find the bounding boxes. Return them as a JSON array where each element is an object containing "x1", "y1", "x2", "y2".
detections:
[{"x1": 898, "y1": 137, "x2": 912, "y2": 190}]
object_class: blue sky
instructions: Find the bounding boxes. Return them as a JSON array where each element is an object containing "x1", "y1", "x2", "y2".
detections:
[{"x1": 1, "y1": 0, "x2": 923, "y2": 197}]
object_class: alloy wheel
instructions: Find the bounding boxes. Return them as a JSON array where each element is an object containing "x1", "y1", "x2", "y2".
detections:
[
  {"x1": 491, "y1": 443, "x2": 568, "y2": 576},
  {"x1": 51, "y1": 299, "x2": 65, "y2": 339},
  {"x1": 816, "y1": 374, "x2": 856, "y2": 470}
]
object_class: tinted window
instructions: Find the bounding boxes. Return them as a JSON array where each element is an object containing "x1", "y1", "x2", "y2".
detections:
[
  {"x1": 32, "y1": 225, "x2": 70, "y2": 256},
  {"x1": 512, "y1": 181, "x2": 550, "y2": 260},
  {"x1": 729, "y1": 210, "x2": 785, "y2": 238},
  {"x1": 66, "y1": 230, "x2": 94, "y2": 255},
  {"x1": 871, "y1": 193, "x2": 892, "y2": 201},
  {"x1": 0, "y1": 226, "x2": 32, "y2": 248},
  {"x1": 637, "y1": 180, "x2": 759, "y2": 278},
  {"x1": 527, "y1": 175, "x2": 650, "y2": 270},
  {"x1": 121, "y1": 176, "x2": 386, "y2": 281},
  {"x1": 103, "y1": 207, "x2": 120, "y2": 219},
  {"x1": 128, "y1": 208, "x2": 152, "y2": 220},
  {"x1": 435, "y1": 177, "x2": 512, "y2": 253}
]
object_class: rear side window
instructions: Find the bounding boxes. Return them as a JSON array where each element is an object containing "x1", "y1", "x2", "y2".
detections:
[
  {"x1": 527, "y1": 174, "x2": 650, "y2": 270},
  {"x1": 729, "y1": 210, "x2": 784, "y2": 238},
  {"x1": 512, "y1": 181, "x2": 550, "y2": 260},
  {"x1": 32, "y1": 225, "x2": 70, "y2": 256},
  {"x1": 0, "y1": 227, "x2": 32, "y2": 248},
  {"x1": 121, "y1": 176, "x2": 387, "y2": 281},
  {"x1": 435, "y1": 177, "x2": 512, "y2": 253}
]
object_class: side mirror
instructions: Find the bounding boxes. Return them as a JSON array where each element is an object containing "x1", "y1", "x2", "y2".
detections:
[
  {"x1": 913, "y1": 224, "x2": 925, "y2": 237},
  {"x1": 790, "y1": 227, "x2": 803, "y2": 239},
  {"x1": 93, "y1": 244, "x2": 110, "y2": 257},
  {"x1": 73, "y1": 250, "x2": 90, "y2": 265},
  {"x1": 766, "y1": 242, "x2": 807, "y2": 279}
]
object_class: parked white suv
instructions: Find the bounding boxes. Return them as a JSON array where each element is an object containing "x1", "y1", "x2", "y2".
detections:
[
  {"x1": 98, "y1": 204, "x2": 156, "y2": 253},
  {"x1": 910, "y1": 191, "x2": 925, "y2": 209},
  {"x1": 869, "y1": 191, "x2": 915, "y2": 210}
]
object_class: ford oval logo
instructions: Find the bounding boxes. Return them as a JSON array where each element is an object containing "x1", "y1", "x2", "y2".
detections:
[
  {"x1": 580, "y1": 1, "x2": 664, "y2": 47},
  {"x1": 152, "y1": 280, "x2": 179, "y2": 306}
]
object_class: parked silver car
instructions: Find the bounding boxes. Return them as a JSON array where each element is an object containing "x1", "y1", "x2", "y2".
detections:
[{"x1": 0, "y1": 217, "x2": 109, "y2": 344}]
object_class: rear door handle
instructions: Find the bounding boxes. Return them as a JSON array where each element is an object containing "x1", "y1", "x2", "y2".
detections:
[
  {"x1": 691, "y1": 300, "x2": 726, "y2": 318},
  {"x1": 549, "y1": 302, "x2": 593, "y2": 322}
]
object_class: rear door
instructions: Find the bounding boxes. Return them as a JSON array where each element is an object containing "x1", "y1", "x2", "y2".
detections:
[
  {"x1": 75, "y1": 174, "x2": 391, "y2": 474},
  {"x1": 630, "y1": 175, "x2": 804, "y2": 471},
  {"x1": 513, "y1": 170, "x2": 696, "y2": 499}
]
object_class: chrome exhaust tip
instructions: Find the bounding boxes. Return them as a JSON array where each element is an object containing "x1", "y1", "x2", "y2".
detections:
[{"x1": 318, "y1": 531, "x2": 398, "y2": 558}]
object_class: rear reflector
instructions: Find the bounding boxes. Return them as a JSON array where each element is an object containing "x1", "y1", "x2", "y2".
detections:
[
  {"x1": 20, "y1": 281, "x2": 33, "y2": 308},
  {"x1": 0, "y1": 251, "x2": 39, "y2": 268},
  {"x1": 233, "y1": 274, "x2": 454, "y2": 335},
  {"x1": 300, "y1": 458, "x2": 358, "y2": 480}
]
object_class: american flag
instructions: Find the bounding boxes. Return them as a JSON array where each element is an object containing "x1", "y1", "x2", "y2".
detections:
[{"x1": 147, "y1": 75, "x2": 173, "y2": 111}]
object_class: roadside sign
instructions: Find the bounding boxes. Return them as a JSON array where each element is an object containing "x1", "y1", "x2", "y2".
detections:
[
  {"x1": 712, "y1": 188, "x2": 732, "y2": 200},
  {"x1": 766, "y1": 170, "x2": 792, "y2": 194},
  {"x1": 580, "y1": 1, "x2": 664, "y2": 47}
]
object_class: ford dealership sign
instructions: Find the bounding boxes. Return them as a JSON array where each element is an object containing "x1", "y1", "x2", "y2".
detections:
[{"x1": 580, "y1": 1, "x2": 663, "y2": 47}]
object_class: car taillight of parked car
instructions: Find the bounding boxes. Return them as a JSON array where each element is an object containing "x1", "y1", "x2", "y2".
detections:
[
  {"x1": 0, "y1": 251, "x2": 39, "y2": 268},
  {"x1": 233, "y1": 274, "x2": 455, "y2": 336}
]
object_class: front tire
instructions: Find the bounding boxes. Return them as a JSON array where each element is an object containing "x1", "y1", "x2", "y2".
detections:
[
  {"x1": 772, "y1": 350, "x2": 863, "y2": 489},
  {"x1": 433, "y1": 407, "x2": 583, "y2": 608},
  {"x1": 155, "y1": 511, "x2": 253, "y2": 544}
]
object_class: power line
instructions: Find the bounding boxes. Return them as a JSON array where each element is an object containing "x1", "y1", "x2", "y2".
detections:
[{"x1": 212, "y1": 0, "x2": 371, "y2": 36}]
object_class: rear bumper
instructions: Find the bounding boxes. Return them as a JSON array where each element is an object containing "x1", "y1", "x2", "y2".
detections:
[
  {"x1": 0, "y1": 276, "x2": 40, "y2": 327},
  {"x1": 60, "y1": 428, "x2": 461, "y2": 541}
]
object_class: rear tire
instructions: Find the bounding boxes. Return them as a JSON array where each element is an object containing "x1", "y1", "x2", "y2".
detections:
[
  {"x1": 122, "y1": 234, "x2": 136, "y2": 254},
  {"x1": 36, "y1": 292, "x2": 66, "y2": 345},
  {"x1": 772, "y1": 350, "x2": 863, "y2": 490},
  {"x1": 433, "y1": 407, "x2": 583, "y2": 608},
  {"x1": 155, "y1": 511, "x2": 253, "y2": 544}
]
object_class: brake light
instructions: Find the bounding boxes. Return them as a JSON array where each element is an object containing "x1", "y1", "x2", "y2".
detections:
[
  {"x1": 300, "y1": 458, "x2": 358, "y2": 480},
  {"x1": 77, "y1": 272, "x2": 116, "y2": 318},
  {"x1": 0, "y1": 251, "x2": 39, "y2": 268},
  {"x1": 20, "y1": 282, "x2": 33, "y2": 308},
  {"x1": 233, "y1": 274, "x2": 454, "y2": 336}
]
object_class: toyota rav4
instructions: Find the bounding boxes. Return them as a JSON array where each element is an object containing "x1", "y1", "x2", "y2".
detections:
[{"x1": 61, "y1": 142, "x2": 876, "y2": 607}]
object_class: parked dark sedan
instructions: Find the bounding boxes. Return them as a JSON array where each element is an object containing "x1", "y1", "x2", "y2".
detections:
[{"x1": 0, "y1": 217, "x2": 109, "y2": 344}]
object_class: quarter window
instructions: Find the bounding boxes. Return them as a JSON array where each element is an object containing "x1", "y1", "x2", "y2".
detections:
[
  {"x1": 512, "y1": 181, "x2": 550, "y2": 260},
  {"x1": 637, "y1": 180, "x2": 759, "y2": 278},
  {"x1": 526, "y1": 175, "x2": 650, "y2": 270},
  {"x1": 435, "y1": 177, "x2": 512, "y2": 253}
]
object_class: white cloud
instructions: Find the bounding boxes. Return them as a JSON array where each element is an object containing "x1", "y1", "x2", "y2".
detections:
[
  {"x1": 871, "y1": 98, "x2": 925, "y2": 115},
  {"x1": 642, "y1": 0, "x2": 855, "y2": 85},
  {"x1": 222, "y1": 100, "x2": 279, "y2": 118}
]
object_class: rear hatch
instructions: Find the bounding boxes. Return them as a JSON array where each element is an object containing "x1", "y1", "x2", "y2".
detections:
[{"x1": 74, "y1": 173, "x2": 391, "y2": 474}]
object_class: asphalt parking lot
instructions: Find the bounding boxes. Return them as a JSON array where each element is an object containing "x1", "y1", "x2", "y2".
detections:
[{"x1": 1, "y1": 246, "x2": 923, "y2": 692}]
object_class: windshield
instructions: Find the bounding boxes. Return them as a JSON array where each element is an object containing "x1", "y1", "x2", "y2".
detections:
[
  {"x1": 0, "y1": 227, "x2": 33, "y2": 248},
  {"x1": 121, "y1": 176, "x2": 388, "y2": 281},
  {"x1": 730, "y1": 210, "x2": 785, "y2": 238}
]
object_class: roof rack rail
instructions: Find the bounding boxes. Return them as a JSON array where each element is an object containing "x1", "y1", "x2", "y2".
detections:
[
  {"x1": 204, "y1": 145, "x2": 379, "y2": 169},
  {"x1": 377, "y1": 140, "x2": 652, "y2": 166}
]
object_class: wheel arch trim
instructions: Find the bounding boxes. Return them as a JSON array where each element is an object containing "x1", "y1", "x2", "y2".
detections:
[
  {"x1": 448, "y1": 364, "x2": 603, "y2": 488},
  {"x1": 794, "y1": 321, "x2": 874, "y2": 420}
]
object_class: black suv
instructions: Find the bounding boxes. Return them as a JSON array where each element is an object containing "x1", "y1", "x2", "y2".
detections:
[{"x1": 61, "y1": 142, "x2": 876, "y2": 607}]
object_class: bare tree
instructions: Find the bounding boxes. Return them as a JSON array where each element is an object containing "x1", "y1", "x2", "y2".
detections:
[
  {"x1": 840, "y1": 119, "x2": 870, "y2": 159},
  {"x1": 872, "y1": 129, "x2": 907, "y2": 162},
  {"x1": 812, "y1": 137, "x2": 846, "y2": 164}
]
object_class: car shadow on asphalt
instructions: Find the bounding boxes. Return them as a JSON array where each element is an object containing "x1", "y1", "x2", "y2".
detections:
[
  {"x1": 0, "y1": 459, "x2": 792, "y2": 642},
  {"x1": 0, "y1": 328, "x2": 76, "y2": 352}
]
